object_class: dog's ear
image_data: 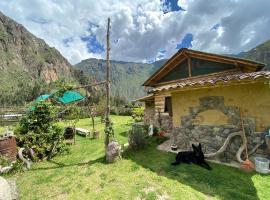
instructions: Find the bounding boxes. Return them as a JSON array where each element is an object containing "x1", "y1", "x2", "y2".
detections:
[
  {"x1": 198, "y1": 143, "x2": 202, "y2": 151},
  {"x1": 192, "y1": 144, "x2": 198, "y2": 152}
]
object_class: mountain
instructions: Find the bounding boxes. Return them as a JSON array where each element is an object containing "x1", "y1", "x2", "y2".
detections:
[
  {"x1": 75, "y1": 40, "x2": 270, "y2": 101},
  {"x1": 0, "y1": 11, "x2": 74, "y2": 105},
  {"x1": 236, "y1": 40, "x2": 270, "y2": 70},
  {"x1": 75, "y1": 58, "x2": 167, "y2": 101}
]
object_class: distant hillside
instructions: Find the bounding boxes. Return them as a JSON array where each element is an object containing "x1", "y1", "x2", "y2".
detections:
[
  {"x1": 237, "y1": 40, "x2": 270, "y2": 70},
  {"x1": 0, "y1": 11, "x2": 75, "y2": 105},
  {"x1": 75, "y1": 39, "x2": 270, "y2": 101},
  {"x1": 75, "y1": 59, "x2": 166, "y2": 101}
]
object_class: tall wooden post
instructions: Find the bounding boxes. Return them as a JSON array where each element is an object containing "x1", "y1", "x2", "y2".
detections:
[{"x1": 105, "y1": 18, "x2": 111, "y2": 147}]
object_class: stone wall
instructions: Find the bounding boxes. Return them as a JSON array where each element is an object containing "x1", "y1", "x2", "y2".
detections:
[
  {"x1": 144, "y1": 99, "x2": 173, "y2": 132},
  {"x1": 144, "y1": 101, "x2": 155, "y2": 125},
  {"x1": 172, "y1": 96, "x2": 269, "y2": 163}
]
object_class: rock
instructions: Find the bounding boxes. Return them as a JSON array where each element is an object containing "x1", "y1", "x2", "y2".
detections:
[
  {"x1": 223, "y1": 129, "x2": 231, "y2": 135},
  {"x1": 0, "y1": 176, "x2": 12, "y2": 200},
  {"x1": 106, "y1": 141, "x2": 121, "y2": 163},
  {"x1": 7, "y1": 178, "x2": 18, "y2": 200},
  {"x1": 213, "y1": 127, "x2": 220, "y2": 134}
]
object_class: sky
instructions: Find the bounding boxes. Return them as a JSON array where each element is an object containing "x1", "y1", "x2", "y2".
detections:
[{"x1": 0, "y1": 0, "x2": 270, "y2": 64}]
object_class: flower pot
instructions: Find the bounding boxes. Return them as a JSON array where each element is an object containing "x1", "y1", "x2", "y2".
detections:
[
  {"x1": 93, "y1": 131, "x2": 100, "y2": 139},
  {"x1": 0, "y1": 136, "x2": 17, "y2": 161}
]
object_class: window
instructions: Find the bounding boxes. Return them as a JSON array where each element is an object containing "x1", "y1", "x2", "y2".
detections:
[
  {"x1": 191, "y1": 58, "x2": 235, "y2": 76},
  {"x1": 164, "y1": 96, "x2": 172, "y2": 116}
]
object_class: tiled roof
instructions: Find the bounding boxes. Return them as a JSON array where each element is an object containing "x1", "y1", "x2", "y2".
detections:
[
  {"x1": 151, "y1": 71, "x2": 270, "y2": 92},
  {"x1": 134, "y1": 94, "x2": 154, "y2": 102}
]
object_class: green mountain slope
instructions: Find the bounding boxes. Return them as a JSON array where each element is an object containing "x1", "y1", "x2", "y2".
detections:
[
  {"x1": 75, "y1": 58, "x2": 166, "y2": 101},
  {"x1": 75, "y1": 39, "x2": 270, "y2": 101},
  {"x1": 237, "y1": 40, "x2": 270, "y2": 70},
  {"x1": 0, "y1": 11, "x2": 75, "y2": 105}
]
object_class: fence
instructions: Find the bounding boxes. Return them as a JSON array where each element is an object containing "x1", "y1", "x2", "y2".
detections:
[{"x1": 0, "y1": 106, "x2": 26, "y2": 127}]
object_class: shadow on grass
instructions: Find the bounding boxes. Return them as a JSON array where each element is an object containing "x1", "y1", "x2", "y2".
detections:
[
  {"x1": 31, "y1": 157, "x2": 105, "y2": 171},
  {"x1": 124, "y1": 138, "x2": 259, "y2": 200},
  {"x1": 119, "y1": 131, "x2": 129, "y2": 138}
]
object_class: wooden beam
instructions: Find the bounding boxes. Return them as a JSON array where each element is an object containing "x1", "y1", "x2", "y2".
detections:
[
  {"x1": 144, "y1": 50, "x2": 185, "y2": 85},
  {"x1": 153, "y1": 68, "x2": 240, "y2": 87},
  {"x1": 189, "y1": 52, "x2": 257, "y2": 71},
  {"x1": 188, "y1": 56, "x2": 192, "y2": 77},
  {"x1": 152, "y1": 57, "x2": 187, "y2": 82}
]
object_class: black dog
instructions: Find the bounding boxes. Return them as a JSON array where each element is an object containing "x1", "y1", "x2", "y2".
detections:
[{"x1": 171, "y1": 143, "x2": 212, "y2": 170}]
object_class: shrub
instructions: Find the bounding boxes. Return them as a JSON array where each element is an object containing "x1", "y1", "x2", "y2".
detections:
[
  {"x1": 15, "y1": 101, "x2": 69, "y2": 160},
  {"x1": 128, "y1": 124, "x2": 147, "y2": 150},
  {"x1": 131, "y1": 107, "x2": 145, "y2": 122}
]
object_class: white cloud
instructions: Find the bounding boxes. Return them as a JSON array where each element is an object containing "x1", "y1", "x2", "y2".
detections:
[{"x1": 0, "y1": 0, "x2": 269, "y2": 64}]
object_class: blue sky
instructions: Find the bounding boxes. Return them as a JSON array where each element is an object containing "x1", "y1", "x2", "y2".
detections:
[{"x1": 0, "y1": 0, "x2": 269, "y2": 64}]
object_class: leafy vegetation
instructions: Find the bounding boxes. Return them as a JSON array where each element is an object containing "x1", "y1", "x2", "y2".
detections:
[
  {"x1": 2, "y1": 115, "x2": 269, "y2": 200},
  {"x1": 131, "y1": 106, "x2": 145, "y2": 122},
  {"x1": 15, "y1": 101, "x2": 68, "y2": 160}
]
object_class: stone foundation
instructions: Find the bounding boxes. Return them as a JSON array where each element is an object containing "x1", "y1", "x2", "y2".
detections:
[
  {"x1": 144, "y1": 108, "x2": 173, "y2": 132},
  {"x1": 172, "y1": 96, "x2": 269, "y2": 163}
]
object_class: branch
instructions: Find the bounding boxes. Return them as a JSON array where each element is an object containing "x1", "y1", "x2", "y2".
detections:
[
  {"x1": 205, "y1": 132, "x2": 244, "y2": 160},
  {"x1": 73, "y1": 81, "x2": 107, "y2": 89}
]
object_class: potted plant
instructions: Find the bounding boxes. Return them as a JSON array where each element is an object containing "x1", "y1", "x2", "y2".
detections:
[{"x1": 158, "y1": 127, "x2": 166, "y2": 137}]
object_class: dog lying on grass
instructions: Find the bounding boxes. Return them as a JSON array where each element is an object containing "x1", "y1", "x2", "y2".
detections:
[{"x1": 171, "y1": 143, "x2": 212, "y2": 170}]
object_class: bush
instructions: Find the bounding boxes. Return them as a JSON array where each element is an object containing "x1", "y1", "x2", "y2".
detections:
[
  {"x1": 128, "y1": 124, "x2": 147, "y2": 150},
  {"x1": 15, "y1": 101, "x2": 69, "y2": 160},
  {"x1": 110, "y1": 106, "x2": 132, "y2": 116},
  {"x1": 131, "y1": 107, "x2": 145, "y2": 122}
]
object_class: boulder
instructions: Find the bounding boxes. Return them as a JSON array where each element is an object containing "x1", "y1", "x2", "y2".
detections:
[
  {"x1": 106, "y1": 141, "x2": 120, "y2": 163},
  {"x1": 0, "y1": 176, "x2": 12, "y2": 200}
]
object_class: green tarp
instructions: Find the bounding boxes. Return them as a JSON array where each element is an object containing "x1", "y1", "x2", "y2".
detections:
[
  {"x1": 57, "y1": 90, "x2": 85, "y2": 104},
  {"x1": 35, "y1": 94, "x2": 50, "y2": 102},
  {"x1": 35, "y1": 90, "x2": 85, "y2": 105}
]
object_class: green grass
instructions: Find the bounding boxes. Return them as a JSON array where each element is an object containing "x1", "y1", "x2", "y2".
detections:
[
  {"x1": 3, "y1": 115, "x2": 270, "y2": 200},
  {"x1": 0, "y1": 126, "x2": 4, "y2": 133}
]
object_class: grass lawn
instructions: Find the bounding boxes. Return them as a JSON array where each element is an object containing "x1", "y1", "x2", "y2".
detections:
[
  {"x1": 3, "y1": 115, "x2": 270, "y2": 200},
  {"x1": 0, "y1": 126, "x2": 4, "y2": 133}
]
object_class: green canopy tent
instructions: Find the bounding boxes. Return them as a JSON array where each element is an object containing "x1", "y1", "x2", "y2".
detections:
[
  {"x1": 57, "y1": 90, "x2": 85, "y2": 105},
  {"x1": 35, "y1": 90, "x2": 85, "y2": 105},
  {"x1": 35, "y1": 94, "x2": 50, "y2": 102}
]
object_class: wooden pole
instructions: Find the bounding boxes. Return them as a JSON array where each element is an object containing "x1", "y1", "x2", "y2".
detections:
[
  {"x1": 188, "y1": 56, "x2": 192, "y2": 77},
  {"x1": 105, "y1": 18, "x2": 111, "y2": 147}
]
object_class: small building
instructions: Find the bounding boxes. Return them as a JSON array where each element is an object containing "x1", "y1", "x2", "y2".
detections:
[{"x1": 139, "y1": 48, "x2": 270, "y2": 163}]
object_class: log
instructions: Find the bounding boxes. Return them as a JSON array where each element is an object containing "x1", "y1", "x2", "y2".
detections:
[
  {"x1": 204, "y1": 131, "x2": 248, "y2": 163},
  {"x1": 205, "y1": 132, "x2": 243, "y2": 158}
]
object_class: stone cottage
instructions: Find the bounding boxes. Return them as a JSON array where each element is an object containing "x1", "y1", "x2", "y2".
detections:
[{"x1": 138, "y1": 48, "x2": 270, "y2": 164}]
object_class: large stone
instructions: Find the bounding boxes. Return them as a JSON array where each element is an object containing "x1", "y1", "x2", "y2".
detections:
[
  {"x1": 0, "y1": 176, "x2": 12, "y2": 200},
  {"x1": 106, "y1": 141, "x2": 121, "y2": 163}
]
